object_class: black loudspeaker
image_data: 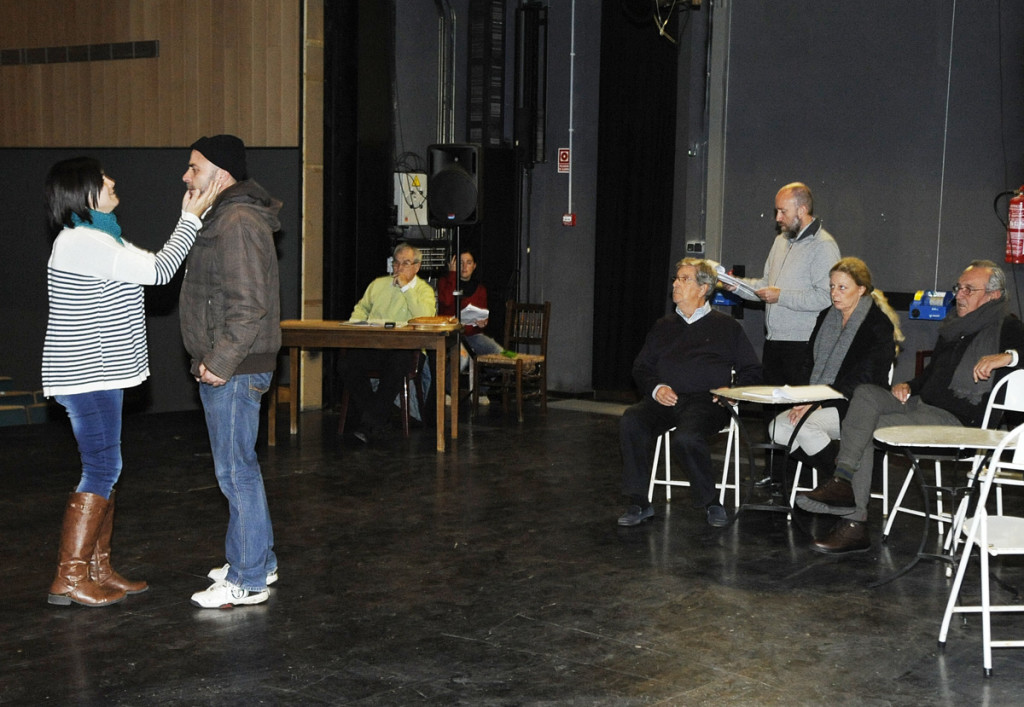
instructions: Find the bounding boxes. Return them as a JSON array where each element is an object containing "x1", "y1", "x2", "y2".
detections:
[{"x1": 427, "y1": 144, "x2": 482, "y2": 226}]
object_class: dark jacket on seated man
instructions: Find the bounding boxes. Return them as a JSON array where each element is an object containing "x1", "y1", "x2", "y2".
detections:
[
  {"x1": 909, "y1": 314, "x2": 1024, "y2": 427},
  {"x1": 618, "y1": 257, "x2": 761, "y2": 529},
  {"x1": 632, "y1": 312, "x2": 761, "y2": 397}
]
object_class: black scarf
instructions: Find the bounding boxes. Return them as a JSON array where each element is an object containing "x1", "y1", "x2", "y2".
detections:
[
  {"x1": 939, "y1": 295, "x2": 1007, "y2": 404},
  {"x1": 460, "y1": 274, "x2": 480, "y2": 299}
]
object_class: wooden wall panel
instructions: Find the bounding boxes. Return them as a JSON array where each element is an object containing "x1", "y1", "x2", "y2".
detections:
[{"x1": 0, "y1": 0, "x2": 300, "y2": 147}]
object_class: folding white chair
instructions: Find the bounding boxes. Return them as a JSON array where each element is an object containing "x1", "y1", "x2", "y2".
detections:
[
  {"x1": 882, "y1": 455, "x2": 951, "y2": 539},
  {"x1": 938, "y1": 422, "x2": 1024, "y2": 676},
  {"x1": 945, "y1": 369, "x2": 1024, "y2": 554},
  {"x1": 647, "y1": 406, "x2": 741, "y2": 508},
  {"x1": 883, "y1": 371, "x2": 1024, "y2": 544}
]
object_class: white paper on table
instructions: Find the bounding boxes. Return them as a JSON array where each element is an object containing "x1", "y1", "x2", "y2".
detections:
[
  {"x1": 341, "y1": 319, "x2": 408, "y2": 327},
  {"x1": 739, "y1": 385, "x2": 845, "y2": 402},
  {"x1": 460, "y1": 304, "x2": 489, "y2": 325}
]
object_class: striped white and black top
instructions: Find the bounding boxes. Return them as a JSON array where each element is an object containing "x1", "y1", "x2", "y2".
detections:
[{"x1": 41, "y1": 213, "x2": 202, "y2": 397}]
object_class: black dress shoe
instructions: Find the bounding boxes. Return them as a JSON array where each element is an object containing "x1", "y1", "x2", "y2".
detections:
[
  {"x1": 811, "y1": 519, "x2": 870, "y2": 554},
  {"x1": 706, "y1": 504, "x2": 729, "y2": 528},
  {"x1": 617, "y1": 504, "x2": 654, "y2": 527}
]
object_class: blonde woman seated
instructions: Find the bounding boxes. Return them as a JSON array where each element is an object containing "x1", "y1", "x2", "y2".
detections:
[{"x1": 769, "y1": 257, "x2": 904, "y2": 475}]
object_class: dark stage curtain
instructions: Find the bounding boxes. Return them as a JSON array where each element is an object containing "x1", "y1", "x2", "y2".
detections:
[
  {"x1": 592, "y1": 1, "x2": 681, "y2": 396},
  {"x1": 323, "y1": 0, "x2": 396, "y2": 405}
]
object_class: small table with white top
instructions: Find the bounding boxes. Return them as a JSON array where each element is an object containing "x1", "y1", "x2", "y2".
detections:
[
  {"x1": 871, "y1": 425, "x2": 1010, "y2": 586},
  {"x1": 711, "y1": 385, "x2": 846, "y2": 513}
]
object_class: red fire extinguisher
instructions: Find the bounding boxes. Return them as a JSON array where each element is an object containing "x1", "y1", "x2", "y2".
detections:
[{"x1": 1007, "y1": 185, "x2": 1024, "y2": 264}]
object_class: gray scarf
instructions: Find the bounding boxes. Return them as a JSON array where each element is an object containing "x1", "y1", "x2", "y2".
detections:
[
  {"x1": 810, "y1": 295, "x2": 873, "y2": 385},
  {"x1": 941, "y1": 295, "x2": 1007, "y2": 404}
]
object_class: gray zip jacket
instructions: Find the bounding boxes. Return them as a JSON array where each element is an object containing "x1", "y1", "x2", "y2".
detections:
[{"x1": 738, "y1": 219, "x2": 840, "y2": 341}]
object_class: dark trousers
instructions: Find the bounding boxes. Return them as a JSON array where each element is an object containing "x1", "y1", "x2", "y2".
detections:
[
  {"x1": 337, "y1": 349, "x2": 414, "y2": 429},
  {"x1": 760, "y1": 339, "x2": 811, "y2": 479},
  {"x1": 620, "y1": 394, "x2": 730, "y2": 507},
  {"x1": 762, "y1": 339, "x2": 810, "y2": 386}
]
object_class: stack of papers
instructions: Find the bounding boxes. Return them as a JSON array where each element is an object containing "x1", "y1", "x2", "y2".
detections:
[
  {"x1": 460, "y1": 304, "x2": 489, "y2": 325},
  {"x1": 714, "y1": 265, "x2": 759, "y2": 300}
]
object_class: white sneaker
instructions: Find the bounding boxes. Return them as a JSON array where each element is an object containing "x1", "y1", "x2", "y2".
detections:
[
  {"x1": 207, "y1": 563, "x2": 278, "y2": 586},
  {"x1": 191, "y1": 579, "x2": 269, "y2": 609},
  {"x1": 445, "y1": 394, "x2": 452, "y2": 406},
  {"x1": 478, "y1": 394, "x2": 490, "y2": 406}
]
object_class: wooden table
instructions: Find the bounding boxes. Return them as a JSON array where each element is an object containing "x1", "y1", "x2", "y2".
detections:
[{"x1": 268, "y1": 319, "x2": 462, "y2": 452}]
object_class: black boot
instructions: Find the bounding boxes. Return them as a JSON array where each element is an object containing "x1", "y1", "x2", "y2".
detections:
[{"x1": 804, "y1": 440, "x2": 840, "y2": 477}]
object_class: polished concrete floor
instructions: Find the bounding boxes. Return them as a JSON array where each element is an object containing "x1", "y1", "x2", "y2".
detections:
[{"x1": 3, "y1": 398, "x2": 1024, "y2": 705}]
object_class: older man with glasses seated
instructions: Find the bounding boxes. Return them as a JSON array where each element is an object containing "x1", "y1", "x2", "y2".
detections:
[
  {"x1": 617, "y1": 258, "x2": 762, "y2": 529},
  {"x1": 337, "y1": 242, "x2": 436, "y2": 443},
  {"x1": 795, "y1": 259, "x2": 1024, "y2": 553}
]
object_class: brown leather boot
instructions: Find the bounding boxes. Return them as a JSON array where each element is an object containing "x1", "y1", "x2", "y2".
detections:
[
  {"x1": 795, "y1": 477, "x2": 856, "y2": 515},
  {"x1": 811, "y1": 519, "x2": 871, "y2": 555},
  {"x1": 48, "y1": 493, "x2": 126, "y2": 607},
  {"x1": 89, "y1": 490, "x2": 148, "y2": 595}
]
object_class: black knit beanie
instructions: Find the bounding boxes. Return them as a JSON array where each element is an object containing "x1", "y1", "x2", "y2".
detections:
[{"x1": 190, "y1": 135, "x2": 248, "y2": 181}]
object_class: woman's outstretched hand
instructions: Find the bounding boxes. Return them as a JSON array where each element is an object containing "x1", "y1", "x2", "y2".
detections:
[{"x1": 182, "y1": 172, "x2": 226, "y2": 216}]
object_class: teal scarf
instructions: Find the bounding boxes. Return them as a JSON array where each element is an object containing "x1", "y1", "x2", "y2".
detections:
[{"x1": 72, "y1": 210, "x2": 123, "y2": 244}]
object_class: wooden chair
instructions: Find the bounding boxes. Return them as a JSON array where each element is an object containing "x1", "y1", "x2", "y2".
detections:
[
  {"x1": 338, "y1": 351, "x2": 425, "y2": 437},
  {"x1": 472, "y1": 301, "x2": 550, "y2": 422}
]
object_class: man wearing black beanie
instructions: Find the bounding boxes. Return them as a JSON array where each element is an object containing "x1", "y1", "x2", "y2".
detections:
[
  {"x1": 189, "y1": 134, "x2": 249, "y2": 181},
  {"x1": 179, "y1": 135, "x2": 284, "y2": 608}
]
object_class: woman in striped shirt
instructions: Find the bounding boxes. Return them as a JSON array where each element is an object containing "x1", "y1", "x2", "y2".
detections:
[{"x1": 42, "y1": 156, "x2": 222, "y2": 608}]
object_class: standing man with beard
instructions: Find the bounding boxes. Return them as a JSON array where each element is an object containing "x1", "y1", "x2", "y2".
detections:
[
  {"x1": 178, "y1": 135, "x2": 284, "y2": 608},
  {"x1": 726, "y1": 182, "x2": 840, "y2": 487},
  {"x1": 729, "y1": 182, "x2": 841, "y2": 385}
]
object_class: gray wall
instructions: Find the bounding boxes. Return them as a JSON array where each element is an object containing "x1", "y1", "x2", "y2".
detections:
[
  {"x1": 394, "y1": 0, "x2": 602, "y2": 394},
  {"x1": 0, "y1": 148, "x2": 301, "y2": 413},
  {"x1": 697, "y1": 0, "x2": 1024, "y2": 384},
  {"x1": 517, "y1": 1, "x2": 601, "y2": 393},
  {"x1": 399, "y1": 1, "x2": 1024, "y2": 396}
]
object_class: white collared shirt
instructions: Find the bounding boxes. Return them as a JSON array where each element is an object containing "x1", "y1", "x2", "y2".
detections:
[{"x1": 677, "y1": 301, "x2": 711, "y2": 324}]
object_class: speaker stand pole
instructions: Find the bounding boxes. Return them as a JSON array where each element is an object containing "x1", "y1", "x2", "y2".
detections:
[
  {"x1": 523, "y1": 165, "x2": 533, "y2": 301},
  {"x1": 451, "y1": 226, "x2": 464, "y2": 399}
]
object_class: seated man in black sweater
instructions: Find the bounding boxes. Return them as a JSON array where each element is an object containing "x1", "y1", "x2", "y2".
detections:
[
  {"x1": 618, "y1": 258, "x2": 762, "y2": 528},
  {"x1": 796, "y1": 259, "x2": 1024, "y2": 553}
]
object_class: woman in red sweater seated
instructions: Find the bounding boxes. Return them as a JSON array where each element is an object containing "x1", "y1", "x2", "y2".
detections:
[{"x1": 438, "y1": 250, "x2": 503, "y2": 402}]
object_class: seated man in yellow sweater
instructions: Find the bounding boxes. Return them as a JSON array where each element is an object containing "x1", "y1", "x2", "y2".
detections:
[{"x1": 339, "y1": 243, "x2": 436, "y2": 442}]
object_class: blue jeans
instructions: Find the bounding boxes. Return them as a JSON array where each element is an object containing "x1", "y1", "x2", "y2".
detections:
[
  {"x1": 200, "y1": 372, "x2": 276, "y2": 591},
  {"x1": 465, "y1": 333, "x2": 502, "y2": 356},
  {"x1": 56, "y1": 389, "x2": 123, "y2": 499}
]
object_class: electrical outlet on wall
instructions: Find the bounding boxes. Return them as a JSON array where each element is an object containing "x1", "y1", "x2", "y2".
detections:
[{"x1": 685, "y1": 240, "x2": 705, "y2": 254}]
